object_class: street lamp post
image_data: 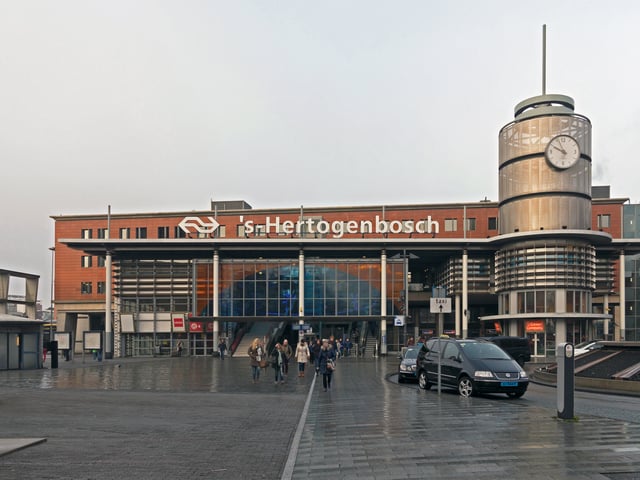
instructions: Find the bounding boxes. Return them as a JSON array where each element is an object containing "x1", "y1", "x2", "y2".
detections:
[
  {"x1": 49, "y1": 246, "x2": 55, "y2": 342},
  {"x1": 48, "y1": 246, "x2": 58, "y2": 368}
]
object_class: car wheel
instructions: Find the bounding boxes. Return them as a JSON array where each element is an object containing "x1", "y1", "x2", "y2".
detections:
[
  {"x1": 418, "y1": 371, "x2": 431, "y2": 390},
  {"x1": 507, "y1": 390, "x2": 525, "y2": 399},
  {"x1": 458, "y1": 376, "x2": 474, "y2": 397}
]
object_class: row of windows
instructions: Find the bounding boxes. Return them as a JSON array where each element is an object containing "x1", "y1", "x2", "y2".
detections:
[
  {"x1": 81, "y1": 256, "x2": 106, "y2": 268},
  {"x1": 499, "y1": 289, "x2": 591, "y2": 314},
  {"x1": 80, "y1": 281, "x2": 106, "y2": 294},
  {"x1": 433, "y1": 217, "x2": 498, "y2": 232},
  {"x1": 81, "y1": 226, "x2": 194, "y2": 240}
]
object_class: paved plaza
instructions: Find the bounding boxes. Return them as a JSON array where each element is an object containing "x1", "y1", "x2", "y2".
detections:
[{"x1": 1, "y1": 354, "x2": 639, "y2": 479}]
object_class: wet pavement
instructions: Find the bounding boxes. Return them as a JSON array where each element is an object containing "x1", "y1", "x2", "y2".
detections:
[{"x1": 0, "y1": 355, "x2": 639, "y2": 479}]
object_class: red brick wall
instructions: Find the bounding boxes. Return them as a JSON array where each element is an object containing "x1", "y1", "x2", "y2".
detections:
[{"x1": 53, "y1": 200, "x2": 625, "y2": 304}]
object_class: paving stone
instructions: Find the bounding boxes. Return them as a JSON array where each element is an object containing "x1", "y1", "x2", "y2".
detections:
[{"x1": 0, "y1": 355, "x2": 639, "y2": 479}]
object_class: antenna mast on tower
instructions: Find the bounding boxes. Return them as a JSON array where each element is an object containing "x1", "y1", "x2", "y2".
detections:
[{"x1": 542, "y1": 24, "x2": 547, "y2": 95}]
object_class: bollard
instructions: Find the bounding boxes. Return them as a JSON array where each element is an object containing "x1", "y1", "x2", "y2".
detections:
[{"x1": 556, "y1": 342, "x2": 575, "y2": 420}]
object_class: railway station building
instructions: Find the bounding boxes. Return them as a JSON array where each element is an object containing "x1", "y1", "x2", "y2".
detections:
[{"x1": 52, "y1": 93, "x2": 640, "y2": 360}]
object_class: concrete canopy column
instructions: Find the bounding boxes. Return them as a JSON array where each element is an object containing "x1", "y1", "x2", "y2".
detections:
[
  {"x1": 604, "y1": 294, "x2": 610, "y2": 338},
  {"x1": 213, "y1": 250, "x2": 219, "y2": 349},
  {"x1": 25, "y1": 277, "x2": 38, "y2": 319},
  {"x1": 462, "y1": 250, "x2": 468, "y2": 339},
  {"x1": 381, "y1": 250, "x2": 387, "y2": 355},
  {"x1": 105, "y1": 251, "x2": 113, "y2": 359},
  {"x1": 509, "y1": 319, "x2": 518, "y2": 337},
  {"x1": 555, "y1": 318, "x2": 566, "y2": 353},
  {"x1": 298, "y1": 249, "x2": 305, "y2": 340},
  {"x1": 455, "y1": 295, "x2": 461, "y2": 337},
  {"x1": 619, "y1": 251, "x2": 626, "y2": 341}
]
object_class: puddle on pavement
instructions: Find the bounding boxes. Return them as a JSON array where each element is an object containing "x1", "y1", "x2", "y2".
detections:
[{"x1": 0, "y1": 358, "x2": 227, "y2": 392}]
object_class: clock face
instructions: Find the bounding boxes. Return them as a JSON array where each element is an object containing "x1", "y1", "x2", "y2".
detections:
[{"x1": 545, "y1": 135, "x2": 580, "y2": 169}]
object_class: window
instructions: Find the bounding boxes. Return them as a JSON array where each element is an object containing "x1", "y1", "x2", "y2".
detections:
[
  {"x1": 120, "y1": 227, "x2": 130, "y2": 239},
  {"x1": 81, "y1": 256, "x2": 92, "y2": 268},
  {"x1": 158, "y1": 226, "x2": 170, "y2": 238},
  {"x1": 445, "y1": 218, "x2": 458, "y2": 232},
  {"x1": 442, "y1": 342, "x2": 460, "y2": 361},
  {"x1": 81, "y1": 229, "x2": 92, "y2": 239},
  {"x1": 215, "y1": 225, "x2": 226, "y2": 238},
  {"x1": 597, "y1": 214, "x2": 611, "y2": 229},
  {"x1": 517, "y1": 292, "x2": 525, "y2": 313},
  {"x1": 81, "y1": 282, "x2": 92, "y2": 294},
  {"x1": 237, "y1": 224, "x2": 246, "y2": 237},
  {"x1": 97, "y1": 256, "x2": 106, "y2": 267},
  {"x1": 174, "y1": 226, "x2": 187, "y2": 238},
  {"x1": 97, "y1": 228, "x2": 109, "y2": 239},
  {"x1": 525, "y1": 291, "x2": 534, "y2": 312},
  {"x1": 535, "y1": 290, "x2": 545, "y2": 312},
  {"x1": 501, "y1": 293, "x2": 509, "y2": 314},
  {"x1": 546, "y1": 291, "x2": 556, "y2": 313},
  {"x1": 255, "y1": 224, "x2": 266, "y2": 237},
  {"x1": 135, "y1": 227, "x2": 147, "y2": 239},
  {"x1": 465, "y1": 218, "x2": 476, "y2": 231},
  {"x1": 97, "y1": 282, "x2": 106, "y2": 294},
  {"x1": 488, "y1": 217, "x2": 498, "y2": 230},
  {"x1": 514, "y1": 290, "x2": 557, "y2": 313}
]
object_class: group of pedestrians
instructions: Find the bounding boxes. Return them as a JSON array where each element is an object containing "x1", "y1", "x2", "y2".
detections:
[{"x1": 247, "y1": 336, "x2": 337, "y2": 391}]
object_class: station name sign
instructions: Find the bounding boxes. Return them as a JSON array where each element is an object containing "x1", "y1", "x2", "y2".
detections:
[{"x1": 180, "y1": 215, "x2": 440, "y2": 238}]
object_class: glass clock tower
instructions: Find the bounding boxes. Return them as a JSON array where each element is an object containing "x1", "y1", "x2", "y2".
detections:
[{"x1": 494, "y1": 93, "x2": 599, "y2": 353}]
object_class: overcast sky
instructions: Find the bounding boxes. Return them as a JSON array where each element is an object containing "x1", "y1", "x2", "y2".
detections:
[{"x1": 1, "y1": 1, "x2": 639, "y2": 303}]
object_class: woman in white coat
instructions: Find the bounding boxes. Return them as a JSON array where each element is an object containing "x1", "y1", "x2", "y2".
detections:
[{"x1": 295, "y1": 339, "x2": 311, "y2": 377}]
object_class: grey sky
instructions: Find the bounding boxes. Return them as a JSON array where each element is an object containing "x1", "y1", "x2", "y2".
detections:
[{"x1": 1, "y1": 1, "x2": 639, "y2": 303}]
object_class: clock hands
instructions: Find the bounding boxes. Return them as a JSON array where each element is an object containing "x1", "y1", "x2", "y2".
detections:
[{"x1": 552, "y1": 143, "x2": 567, "y2": 155}]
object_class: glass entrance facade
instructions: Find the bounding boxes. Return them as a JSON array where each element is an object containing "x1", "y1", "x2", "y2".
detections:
[{"x1": 197, "y1": 258, "x2": 405, "y2": 319}]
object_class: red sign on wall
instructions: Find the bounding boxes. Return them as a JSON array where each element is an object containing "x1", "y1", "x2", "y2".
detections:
[
  {"x1": 172, "y1": 315, "x2": 186, "y2": 332},
  {"x1": 526, "y1": 320, "x2": 545, "y2": 333},
  {"x1": 189, "y1": 321, "x2": 203, "y2": 332}
]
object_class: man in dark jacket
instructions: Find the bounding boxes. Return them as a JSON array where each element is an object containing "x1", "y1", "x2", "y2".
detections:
[
  {"x1": 315, "y1": 340, "x2": 337, "y2": 391},
  {"x1": 311, "y1": 338, "x2": 322, "y2": 370}
]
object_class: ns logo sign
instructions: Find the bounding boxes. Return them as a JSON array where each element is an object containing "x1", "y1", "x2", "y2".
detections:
[{"x1": 178, "y1": 216, "x2": 220, "y2": 235}]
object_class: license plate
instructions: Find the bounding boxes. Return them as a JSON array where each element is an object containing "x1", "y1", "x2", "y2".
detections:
[{"x1": 501, "y1": 381, "x2": 518, "y2": 387}]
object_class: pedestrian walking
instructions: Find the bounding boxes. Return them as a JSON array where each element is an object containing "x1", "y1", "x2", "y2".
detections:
[
  {"x1": 247, "y1": 338, "x2": 263, "y2": 383},
  {"x1": 316, "y1": 340, "x2": 336, "y2": 392},
  {"x1": 271, "y1": 343, "x2": 285, "y2": 384},
  {"x1": 311, "y1": 338, "x2": 321, "y2": 368},
  {"x1": 295, "y1": 339, "x2": 311, "y2": 377},
  {"x1": 281, "y1": 339, "x2": 293, "y2": 375},
  {"x1": 218, "y1": 338, "x2": 227, "y2": 360}
]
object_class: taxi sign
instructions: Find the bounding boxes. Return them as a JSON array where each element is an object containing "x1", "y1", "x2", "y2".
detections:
[{"x1": 430, "y1": 297, "x2": 452, "y2": 313}]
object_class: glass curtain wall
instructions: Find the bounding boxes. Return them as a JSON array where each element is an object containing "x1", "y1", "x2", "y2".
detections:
[{"x1": 197, "y1": 258, "x2": 405, "y2": 318}]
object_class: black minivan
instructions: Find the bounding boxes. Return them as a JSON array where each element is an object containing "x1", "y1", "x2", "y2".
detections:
[
  {"x1": 416, "y1": 338, "x2": 529, "y2": 398},
  {"x1": 477, "y1": 336, "x2": 531, "y2": 366}
]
